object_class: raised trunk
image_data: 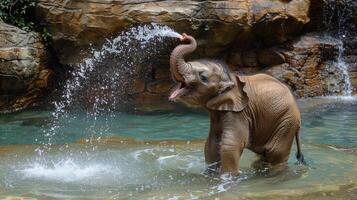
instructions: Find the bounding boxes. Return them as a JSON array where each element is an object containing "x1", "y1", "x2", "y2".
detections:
[{"x1": 169, "y1": 35, "x2": 197, "y2": 82}]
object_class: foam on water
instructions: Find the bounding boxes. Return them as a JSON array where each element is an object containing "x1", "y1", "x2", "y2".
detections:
[
  {"x1": 319, "y1": 95, "x2": 357, "y2": 101},
  {"x1": 18, "y1": 159, "x2": 115, "y2": 182}
]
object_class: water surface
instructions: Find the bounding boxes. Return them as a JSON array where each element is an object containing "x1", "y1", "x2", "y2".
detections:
[{"x1": 0, "y1": 97, "x2": 356, "y2": 199}]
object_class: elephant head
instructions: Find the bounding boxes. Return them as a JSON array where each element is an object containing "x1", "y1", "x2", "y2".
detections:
[{"x1": 169, "y1": 33, "x2": 249, "y2": 111}]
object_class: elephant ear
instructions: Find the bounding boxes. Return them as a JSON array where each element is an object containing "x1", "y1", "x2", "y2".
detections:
[{"x1": 206, "y1": 75, "x2": 249, "y2": 112}]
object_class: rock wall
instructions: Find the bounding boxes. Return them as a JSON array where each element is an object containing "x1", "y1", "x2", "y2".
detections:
[
  {"x1": 1, "y1": 0, "x2": 354, "y2": 112},
  {"x1": 0, "y1": 20, "x2": 52, "y2": 113},
  {"x1": 33, "y1": 0, "x2": 312, "y2": 110},
  {"x1": 35, "y1": 0, "x2": 310, "y2": 65},
  {"x1": 228, "y1": 33, "x2": 354, "y2": 97},
  {"x1": 265, "y1": 34, "x2": 345, "y2": 97}
]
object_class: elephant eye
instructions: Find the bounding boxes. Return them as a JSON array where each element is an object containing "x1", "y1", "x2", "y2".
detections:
[{"x1": 199, "y1": 72, "x2": 208, "y2": 83}]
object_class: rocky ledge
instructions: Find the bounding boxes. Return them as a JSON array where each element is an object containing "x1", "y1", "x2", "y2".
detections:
[{"x1": 0, "y1": 20, "x2": 52, "y2": 113}]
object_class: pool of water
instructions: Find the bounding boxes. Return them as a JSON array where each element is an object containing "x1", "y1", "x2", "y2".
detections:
[{"x1": 0, "y1": 97, "x2": 356, "y2": 199}]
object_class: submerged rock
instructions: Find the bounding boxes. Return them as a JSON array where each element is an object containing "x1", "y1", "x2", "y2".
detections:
[{"x1": 0, "y1": 20, "x2": 52, "y2": 113}]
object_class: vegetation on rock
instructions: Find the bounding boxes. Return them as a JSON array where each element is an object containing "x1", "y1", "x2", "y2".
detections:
[
  {"x1": 0, "y1": 0, "x2": 52, "y2": 45},
  {"x1": 0, "y1": 0, "x2": 36, "y2": 31}
]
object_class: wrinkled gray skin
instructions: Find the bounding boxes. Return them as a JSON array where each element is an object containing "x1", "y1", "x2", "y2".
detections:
[{"x1": 169, "y1": 33, "x2": 305, "y2": 174}]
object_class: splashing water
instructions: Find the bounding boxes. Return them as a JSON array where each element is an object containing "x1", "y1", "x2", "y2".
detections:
[
  {"x1": 18, "y1": 159, "x2": 114, "y2": 182},
  {"x1": 133, "y1": 24, "x2": 182, "y2": 43},
  {"x1": 37, "y1": 23, "x2": 180, "y2": 152}
]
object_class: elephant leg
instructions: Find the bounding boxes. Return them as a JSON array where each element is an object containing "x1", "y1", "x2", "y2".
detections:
[
  {"x1": 264, "y1": 121, "x2": 299, "y2": 165},
  {"x1": 204, "y1": 138, "x2": 220, "y2": 174},
  {"x1": 251, "y1": 155, "x2": 269, "y2": 170},
  {"x1": 220, "y1": 147, "x2": 243, "y2": 174},
  {"x1": 220, "y1": 131, "x2": 246, "y2": 175}
]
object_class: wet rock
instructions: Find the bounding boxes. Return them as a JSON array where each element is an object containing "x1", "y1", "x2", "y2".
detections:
[
  {"x1": 227, "y1": 52, "x2": 244, "y2": 67},
  {"x1": 0, "y1": 74, "x2": 26, "y2": 94},
  {"x1": 154, "y1": 66, "x2": 171, "y2": 80},
  {"x1": 147, "y1": 80, "x2": 173, "y2": 94},
  {"x1": 242, "y1": 51, "x2": 258, "y2": 67},
  {"x1": 348, "y1": 66, "x2": 357, "y2": 95},
  {"x1": 128, "y1": 79, "x2": 146, "y2": 94},
  {"x1": 230, "y1": 33, "x2": 352, "y2": 97},
  {"x1": 270, "y1": 34, "x2": 347, "y2": 97},
  {"x1": 350, "y1": 73, "x2": 357, "y2": 89},
  {"x1": 129, "y1": 92, "x2": 176, "y2": 111},
  {"x1": 257, "y1": 49, "x2": 285, "y2": 67},
  {"x1": 229, "y1": 49, "x2": 286, "y2": 68},
  {"x1": 0, "y1": 20, "x2": 52, "y2": 113},
  {"x1": 35, "y1": 0, "x2": 311, "y2": 65}
]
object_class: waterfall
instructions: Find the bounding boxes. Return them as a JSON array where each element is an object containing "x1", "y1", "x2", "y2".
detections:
[
  {"x1": 323, "y1": 0, "x2": 357, "y2": 96},
  {"x1": 336, "y1": 41, "x2": 353, "y2": 95}
]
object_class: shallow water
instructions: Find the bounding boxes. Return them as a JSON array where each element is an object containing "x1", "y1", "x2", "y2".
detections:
[{"x1": 0, "y1": 97, "x2": 356, "y2": 199}]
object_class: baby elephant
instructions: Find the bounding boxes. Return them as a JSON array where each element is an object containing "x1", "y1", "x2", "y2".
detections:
[{"x1": 169, "y1": 33, "x2": 305, "y2": 174}]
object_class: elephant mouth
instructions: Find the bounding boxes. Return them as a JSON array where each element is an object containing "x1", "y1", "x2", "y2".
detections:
[{"x1": 169, "y1": 82, "x2": 187, "y2": 101}]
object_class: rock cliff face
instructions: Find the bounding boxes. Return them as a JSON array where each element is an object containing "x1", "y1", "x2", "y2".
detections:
[
  {"x1": 3, "y1": 0, "x2": 350, "y2": 111},
  {"x1": 35, "y1": 0, "x2": 310, "y2": 65},
  {"x1": 264, "y1": 34, "x2": 345, "y2": 97},
  {"x1": 0, "y1": 20, "x2": 52, "y2": 113},
  {"x1": 33, "y1": 0, "x2": 311, "y2": 110}
]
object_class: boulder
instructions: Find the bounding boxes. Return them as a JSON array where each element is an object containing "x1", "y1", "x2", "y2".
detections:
[{"x1": 0, "y1": 20, "x2": 52, "y2": 113}]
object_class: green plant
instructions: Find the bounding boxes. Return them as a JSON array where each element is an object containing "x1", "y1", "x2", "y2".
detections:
[
  {"x1": 0, "y1": 0, "x2": 53, "y2": 46},
  {"x1": 0, "y1": 0, "x2": 37, "y2": 31},
  {"x1": 41, "y1": 27, "x2": 52, "y2": 46}
]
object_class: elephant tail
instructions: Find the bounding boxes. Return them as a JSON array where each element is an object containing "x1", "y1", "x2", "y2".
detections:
[{"x1": 295, "y1": 132, "x2": 306, "y2": 165}]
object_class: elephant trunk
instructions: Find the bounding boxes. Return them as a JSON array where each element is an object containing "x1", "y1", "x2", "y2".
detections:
[{"x1": 170, "y1": 34, "x2": 197, "y2": 82}]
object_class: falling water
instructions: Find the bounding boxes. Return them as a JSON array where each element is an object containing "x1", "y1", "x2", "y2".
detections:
[
  {"x1": 336, "y1": 41, "x2": 353, "y2": 95},
  {"x1": 37, "y1": 23, "x2": 181, "y2": 153},
  {"x1": 323, "y1": 0, "x2": 357, "y2": 95}
]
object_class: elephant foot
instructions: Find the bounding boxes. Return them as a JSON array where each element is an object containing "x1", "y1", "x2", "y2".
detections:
[
  {"x1": 251, "y1": 156, "x2": 271, "y2": 170},
  {"x1": 252, "y1": 159, "x2": 289, "y2": 177},
  {"x1": 204, "y1": 161, "x2": 221, "y2": 176}
]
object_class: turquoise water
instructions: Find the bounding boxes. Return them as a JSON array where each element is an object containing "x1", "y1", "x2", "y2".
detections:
[
  {"x1": 1, "y1": 98, "x2": 356, "y2": 147},
  {"x1": 0, "y1": 97, "x2": 356, "y2": 199},
  {"x1": 0, "y1": 111, "x2": 208, "y2": 145},
  {"x1": 301, "y1": 102, "x2": 357, "y2": 148}
]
